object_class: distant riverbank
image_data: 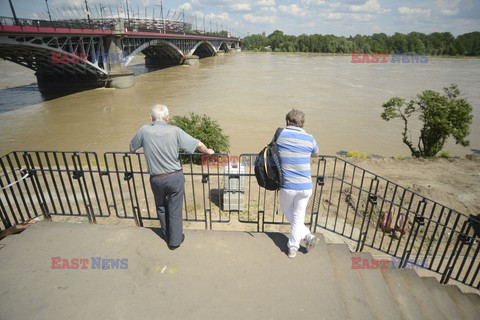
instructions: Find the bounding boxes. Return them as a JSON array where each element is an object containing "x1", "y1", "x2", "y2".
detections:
[{"x1": 241, "y1": 50, "x2": 480, "y2": 60}]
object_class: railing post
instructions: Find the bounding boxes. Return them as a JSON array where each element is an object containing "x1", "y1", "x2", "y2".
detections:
[
  {"x1": 23, "y1": 153, "x2": 51, "y2": 221},
  {"x1": 356, "y1": 177, "x2": 378, "y2": 252},
  {"x1": 399, "y1": 200, "x2": 426, "y2": 268},
  {"x1": 310, "y1": 174, "x2": 325, "y2": 233},
  {"x1": 257, "y1": 210, "x2": 264, "y2": 233},
  {"x1": 440, "y1": 221, "x2": 472, "y2": 284}
]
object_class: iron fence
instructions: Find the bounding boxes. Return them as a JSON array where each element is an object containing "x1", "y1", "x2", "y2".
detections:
[{"x1": 0, "y1": 150, "x2": 478, "y2": 289}]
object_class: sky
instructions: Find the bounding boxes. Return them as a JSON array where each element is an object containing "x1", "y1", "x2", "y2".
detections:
[{"x1": 1, "y1": 0, "x2": 479, "y2": 37}]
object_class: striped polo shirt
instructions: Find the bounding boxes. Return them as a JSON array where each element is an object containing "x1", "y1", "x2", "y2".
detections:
[{"x1": 277, "y1": 126, "x2": 318, "y2": 190}]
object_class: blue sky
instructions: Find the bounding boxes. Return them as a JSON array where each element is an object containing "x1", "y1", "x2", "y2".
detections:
[{"x1": 1, "y1": 0, "x2": 479, "y2": 37}]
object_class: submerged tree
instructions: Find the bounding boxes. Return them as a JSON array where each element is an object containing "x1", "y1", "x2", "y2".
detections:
[{"x1": 381, "y1": 84, "x2": 473, "y2": 158}]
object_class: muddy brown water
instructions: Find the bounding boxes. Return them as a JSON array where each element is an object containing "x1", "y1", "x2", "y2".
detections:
[{"x1": 0, "y1": 52, "x2": 479, "y2": 157}]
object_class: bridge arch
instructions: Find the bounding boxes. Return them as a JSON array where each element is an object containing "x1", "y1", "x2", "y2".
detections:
[
  {"x1": 124, "y1": 39, "x2": 185, "y2": 67},
  {"x1": 188, "y1": 41, "x2": 216, "y2": 58},
  {"x1": 0, "y1": 39, "x2": 108, "y2": 77},
  {"x1": 218, "y1": 42, "x2": 230, "y2": 53}
]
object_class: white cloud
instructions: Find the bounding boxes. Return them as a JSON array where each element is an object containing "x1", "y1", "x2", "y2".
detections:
[
  {"x1": 193, "y1": 10, "x2": 205, "y2": 18},
  {"x1": 257, "y1": 0, "x2": 275, "y2": 7},
  {"x1": 206, "y1": 12, "x2": 231, "y2": 21},
  {"x1": 350, "y1": 0, "x2": 389, "y2": 14},
  {"x1": 278, "y1": 4, "x2": 307, "y2": 17},
  {"x1": 243, "y1": 13, "x2": 277, "y2": 24},
  {"x1": 326, "y1": 12, "x2": 345, "y2": 20},
  {"x1": 323, "y1": 11, "x2": 374, "y2": 22},
  {"x1": 436, "y1": 0, "x2": 460, "y2": 16},
  {"x1": 260, "y1": 6, "x2": 277, "y2": 14},
  {"x1": 178, "y1": 3, "x2": 192, "y2": 11},
  {"x1": 231, "y1": 3, "x2": 251, "y2": 12},
  {"x1": 51, "y1": 0, "x2": 84, "y2": 5},
  {"x1": 351, "y1": 13, "x2": 375, "y2": 22},
  {"x1": 398, "y1": 7, "x2": 431, "y2": 17},
  {"x1": 301, "y1": 0, "x2": 326, "y2": 6}
]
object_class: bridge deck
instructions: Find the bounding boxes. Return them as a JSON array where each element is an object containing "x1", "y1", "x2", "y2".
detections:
[{"x1": 0, "y1": 221, "x2": 344, "y2": 320}]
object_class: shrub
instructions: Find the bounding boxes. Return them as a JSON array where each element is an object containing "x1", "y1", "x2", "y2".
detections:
[
  {"x1": 171, "y1": 113, "x2": 230, "y2": 164},
  {"x1": 438, "y1": 151, "x2": 450, "y2": 159},
  {"x1": 347, "y1": 150, "x2": 368, "y2": 159}
]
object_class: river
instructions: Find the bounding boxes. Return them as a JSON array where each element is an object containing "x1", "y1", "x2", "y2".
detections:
[{"x1": 0, "y1": 52, "x2": 479, "y2": 157}]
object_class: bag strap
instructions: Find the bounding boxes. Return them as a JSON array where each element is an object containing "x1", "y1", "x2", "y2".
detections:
[{"x1": 270, "y1": 127, "x2": 284, "y2": 144}]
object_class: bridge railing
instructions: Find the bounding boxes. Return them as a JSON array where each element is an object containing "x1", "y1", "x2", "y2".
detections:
[
  {"x1": 0, "y1": 16, "x2": 100, "y2": 30},
  {"x1": 0, "y1": 150, "x2": 478, "y2": 289},
  {"x1": 0, "y1": 16, "x2": 239, "y2": 39}
]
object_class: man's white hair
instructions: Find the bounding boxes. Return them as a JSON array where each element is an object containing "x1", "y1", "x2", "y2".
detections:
[{"x1": 151, "y1": 104, "x2": 169, "y2": 121}]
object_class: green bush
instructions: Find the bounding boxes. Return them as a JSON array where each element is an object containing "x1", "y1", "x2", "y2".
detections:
[{"x1": 171, "y1": 113, "x2": 230, "y2": 164}]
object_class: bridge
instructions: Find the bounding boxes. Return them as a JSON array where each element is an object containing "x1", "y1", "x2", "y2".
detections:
[{"x1": 0, "y1": 17, "x2": 241, "y2": 90}]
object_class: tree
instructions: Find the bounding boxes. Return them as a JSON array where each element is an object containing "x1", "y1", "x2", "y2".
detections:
[
  {"x1": 171, "y1": 113, "x2": 230, "y2": 164},
  {"x1": 240, "y1": 30, "x2": 480, "y2": 56},
  {"x1": 268, "y1": 30, "x2": 285, "y2": 52},
  {"x1": 381, "y1": 85, "x2": 473, "y2": 158}
]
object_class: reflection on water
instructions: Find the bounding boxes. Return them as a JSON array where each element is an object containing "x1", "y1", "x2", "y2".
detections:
[
  {"x1": 0, "y1": 53, "x2": 479, "y2": 157},
  {"x1": 0, "y1": 83, "x2": 44, "y2": 113},
  {"x1": 0, "y1": 83, "x2": 94, "y2": 113}
]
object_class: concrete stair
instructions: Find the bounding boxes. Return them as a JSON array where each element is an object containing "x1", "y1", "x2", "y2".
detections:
[
  {"x1": 0, "y1": 222, "x2": 478, "y2": 320},
  {"x1": 324, "y1": 239, "x2": 479, "y2": 320}
]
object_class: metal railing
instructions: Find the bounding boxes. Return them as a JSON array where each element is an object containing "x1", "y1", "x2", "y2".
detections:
[
  {"x1": 0, "y1": 16, "x2": 238, "y2": 39},
  {"x1": 0, "y1": 150, "x2": 478, "y2": 289}
]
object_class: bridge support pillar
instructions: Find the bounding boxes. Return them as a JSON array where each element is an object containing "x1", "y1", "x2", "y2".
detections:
[
  {"x1": 183, "y1": 55, "x2": 199, "y2": 66},
  {"x1": 105, "y1": 32, "x2": 135, "y2": 89}
]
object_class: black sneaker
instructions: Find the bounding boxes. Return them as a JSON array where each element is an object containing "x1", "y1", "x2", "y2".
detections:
[{"x1": 168, "y1": 234, "x2": 185, "y2": 250}]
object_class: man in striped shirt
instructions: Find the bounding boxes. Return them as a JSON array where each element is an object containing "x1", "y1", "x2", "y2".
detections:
[{"x1": 277, "y1": 109, "x2": 320, "y2": 258}]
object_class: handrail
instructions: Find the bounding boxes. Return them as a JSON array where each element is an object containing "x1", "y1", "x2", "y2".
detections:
[{"x1": 0, "y1": 150, "x2": 478, "y2": 289}]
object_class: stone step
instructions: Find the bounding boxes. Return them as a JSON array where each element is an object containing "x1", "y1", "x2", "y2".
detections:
[
  {"x1": 421, "y1": 277, "x2": 464, "y2": 319},
  {"x1": 465, "y1": 292, "x2": 480, "y2": 314},
  {"x1": 444, "y1": 285, "x2": 478, "y2": 320},
  {"x1": 306, "y1": 234, "x2": 348, "y2": 319},
  {"x1": 326, "y1": 244, "x2": 375, "y2": 320},
  {"x1": 354, "y1": 252, "x2": 402, "y2": 320},
  {"x1": 392, "y1": 269, "x2": 447, "y2": 320},
  {"x1": 380, "y1": 268, "x2": 425, "y2": 320}
]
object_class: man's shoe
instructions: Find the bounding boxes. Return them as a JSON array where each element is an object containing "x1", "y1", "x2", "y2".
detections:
[
  {"x1": 305, "y1": 234, "x2": 320, "y2": 253},
  {"x1": 288, "y1": 248, "x2": 297, "y2": 259},
  {"x1": 168, "y1": 234, "x2": 185, "y2": 250}
]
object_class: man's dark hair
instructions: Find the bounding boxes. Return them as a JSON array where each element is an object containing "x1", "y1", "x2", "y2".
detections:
[{"x1": 286, "y1": 109, "x2": 305, "y2": 128}]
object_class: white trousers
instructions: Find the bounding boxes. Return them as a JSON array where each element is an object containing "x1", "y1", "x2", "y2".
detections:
[{"x1": 279, "y1": 188, "x2": 312, "y2": 250}]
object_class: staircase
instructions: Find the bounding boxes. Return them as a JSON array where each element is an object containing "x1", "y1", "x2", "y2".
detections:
[
  {"x1": 322, "y1": 236, "x2": 479, "y2": 320},
  {"x1": 0, "y1": 221, "x2": 478, "y2": 320}
]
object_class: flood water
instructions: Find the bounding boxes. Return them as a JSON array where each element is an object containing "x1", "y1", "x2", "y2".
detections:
[{"x1": 0, "y1": 52, "x2": 479, "y2": 157}]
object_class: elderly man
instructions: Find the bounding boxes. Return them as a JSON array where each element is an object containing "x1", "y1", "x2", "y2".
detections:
[
  {"x1": 277, "y1": 109, "x2": 320, "y2": 258},
  {"x1": 130, "y1": 104, "x2": 214, "y2": 250}
]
